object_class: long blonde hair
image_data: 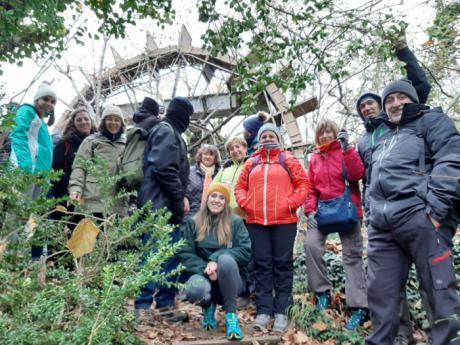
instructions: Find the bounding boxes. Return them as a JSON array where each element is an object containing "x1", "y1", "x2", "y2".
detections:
[{"x1": 195, "y1": 201, "x2": 233, "y2": 246}]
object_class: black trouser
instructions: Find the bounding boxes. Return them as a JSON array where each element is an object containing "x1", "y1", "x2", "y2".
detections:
[
  {"x1": 366, "y1": 210, "x2": 460, "y2": 345},
  {"x1": 247, "y1": 223, "x2": 297, "y2": 315}
]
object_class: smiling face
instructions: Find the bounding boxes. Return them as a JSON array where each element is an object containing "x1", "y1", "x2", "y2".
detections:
[
  {"x1": 259, "y1": 131, "x2": 279, "y2": 145},
  {"x1": 74, "y1": 111, "x2": 92, "y2": 135},
  {"x1": 201, "y1": 150, "x2": 216, "y2": 168},
  {"x1": 35, "y1": 96, "x2": 56, "y2": 115},
  {"x1": 228, "y1": 142, "x2": 247, "y2": 161},
  {"x1": 359, "y1": 99, "x2": 381, "y2": 120},
  {"x1": 104, "y1": 115, "x2": 122, "y2": 134},
  {"x1": 384, "y1": 92, "x2": 414, "y2": 124},
  {"x1": 207, "y1": 191, "x2": 226, "y2": 215}
]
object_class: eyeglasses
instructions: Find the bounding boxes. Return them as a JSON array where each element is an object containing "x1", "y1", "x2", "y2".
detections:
[{"x1": 42, "y1": 96, "x2": 57, "y2": 105}]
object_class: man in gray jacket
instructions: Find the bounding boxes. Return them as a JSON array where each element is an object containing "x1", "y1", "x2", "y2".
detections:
[{"x1": 366, "y1": 79, "x2": 460, "y2": 345}]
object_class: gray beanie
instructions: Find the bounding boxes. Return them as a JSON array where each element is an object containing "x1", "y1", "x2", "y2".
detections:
[
  {"x1": 34, "y1": 82, "x2": 57, "y2": 102},
  {"x1": 257, "y1": 123, "x2": 281, "y2": 142},
  {"x1": 382, "y1": 78, "x2": 419, "y2": 112},
  {"x1": 101, "y1": 104, "x2": 125, "y2": 124}
]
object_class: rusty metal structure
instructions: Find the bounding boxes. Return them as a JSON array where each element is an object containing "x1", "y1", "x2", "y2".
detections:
[{"x1": 60, "y1": 25, "x2": 318, "y2": 156}]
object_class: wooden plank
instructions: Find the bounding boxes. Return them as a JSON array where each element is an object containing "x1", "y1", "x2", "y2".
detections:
[{"x1": 172, "y1": 335, "x2": 281, "y2": 345}]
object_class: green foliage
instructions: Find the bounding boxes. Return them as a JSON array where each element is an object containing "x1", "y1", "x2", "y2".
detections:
[
  {"x1": 0, "y1": 1, "x2": 175, "y2": 64},
  {"x1": 198, "y1": 0, "x2": 407, "y2": 111},
  {"x1": 0, "y1": 158, "x2": 182, "y2": 344}
]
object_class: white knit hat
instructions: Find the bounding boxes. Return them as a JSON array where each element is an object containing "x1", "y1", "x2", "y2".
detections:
[
  {"x1": 34, "y1": 82, "x2": 57, "y2": 102},
  {"x1": 101, "y1": 104, "x2": 125, "y2": 124}
]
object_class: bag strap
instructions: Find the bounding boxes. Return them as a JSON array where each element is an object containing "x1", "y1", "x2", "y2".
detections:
[{"x1": 341, "y1": 160, "x2": 349, "y2": 187}]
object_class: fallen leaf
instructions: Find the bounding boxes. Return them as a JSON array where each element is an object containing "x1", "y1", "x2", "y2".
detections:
[
  {"x1": 312, "y1": 321, "x2": 328, "y2": 332},
  {"x1": 293, "y1": 330, "x2": 310, "y2": 344},
  {"x1": 25, "y1": 214, "x2": 38, "y2": 240},
  {"x1": 55, "y1": 205, "x2": 68, "y2": 213},
  {"x1": 67, "y1": 219, "x2": 100, "y2": 258}
]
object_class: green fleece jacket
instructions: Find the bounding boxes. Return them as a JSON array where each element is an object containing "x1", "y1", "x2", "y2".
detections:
[
  {"x1": 213, "y1": 159, "x2": 245, "y2": 209},
  {"x1": 179, "y1": 215, "x2": 251, "y2": 280}
]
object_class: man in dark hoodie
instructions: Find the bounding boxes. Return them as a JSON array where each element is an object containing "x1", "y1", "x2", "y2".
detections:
[
  {"x1": 135, "y1": 96, "x2": 194, "y2": 324},
  {"x1": 356, "y1": 43, "x2": 432, "y2": 345},
  {"x1": 365, "y1": 80, "x2": 460, "y2": 345}
]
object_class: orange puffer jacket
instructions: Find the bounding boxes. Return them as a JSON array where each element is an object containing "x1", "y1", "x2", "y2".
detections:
[{"x1": 235, "y1": 147, "x2": 309, "y2": 225}]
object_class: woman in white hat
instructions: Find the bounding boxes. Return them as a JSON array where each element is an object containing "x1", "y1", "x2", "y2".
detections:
[{"x1": 69, "y1": 104, "x2": 127, "y2": 217}]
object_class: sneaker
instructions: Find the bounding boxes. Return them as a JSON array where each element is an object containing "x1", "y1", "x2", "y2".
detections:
[
  {"x1": 393, "y1": 334, "x2": 416, "y2": 345},
  {"x1": 273, "y1": 313, "x2": 288, "y2": 333},
  {"x1": 134, "y1": 308, "x2": 154, "y2": 325},
  {"x1": 226, "y1": 312, "x2": 244, "y2": 340},
  {"x1": 253, "y1": 313, "x2": 271, "y2": 331},
  {"x1": 202, "y1": 304, "x2": 217, "y2": 330},
  {"x1": 345, "y1": 308, "x2": 367, "y2": 331},
  {"x1": 156, "y1": 306, "x2": 189, "y2": 323},
  {"x1": 316, "y1": 291, "x2": 331, "y2": 311}
]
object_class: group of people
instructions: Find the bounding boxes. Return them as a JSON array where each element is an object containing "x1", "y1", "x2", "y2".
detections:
[{"x1": 5, "y1": 40, "x2": 460, "y2": 345}]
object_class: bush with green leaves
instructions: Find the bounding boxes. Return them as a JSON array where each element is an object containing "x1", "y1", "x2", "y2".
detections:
[{"x1": 0, "y1": 156, "x2": 182, "y2": 344}]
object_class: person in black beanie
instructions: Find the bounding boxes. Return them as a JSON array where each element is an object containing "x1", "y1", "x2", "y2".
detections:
[
  {"x1": 365, "y1": 79, "x2": 460, "y2": 345},
  {"x1": 135, "y1": 96, "x2": 194, "y2": 324},
  {"x1": 132, "y1": 96, "x2": 160, "y2": 129}
]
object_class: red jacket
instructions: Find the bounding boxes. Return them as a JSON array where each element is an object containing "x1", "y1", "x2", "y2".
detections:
[
  {"x1": 304, "y1": 141, "x2": 364, "y2": 219},
  {"x1": 235, "y1": 147, "x2": 309, "y2": 225}
]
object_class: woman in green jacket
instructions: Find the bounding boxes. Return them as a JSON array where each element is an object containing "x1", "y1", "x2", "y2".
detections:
[
  {"x1": 179, "y1": 182, "x2": 251, "y2": 340},
  {"x1": 213, "y1": 137, "x2": 248, "y2": 217},
  {"x1": 69, "y1": 105, "x2": 127, "y2": 217}
]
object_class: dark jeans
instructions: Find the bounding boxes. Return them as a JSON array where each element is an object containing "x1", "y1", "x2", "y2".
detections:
[
  {"x1": 366, "y1": 210, "x2": 460, "y2": 345},
  {"x1": 135, "y1": 227, "x2": 182, "y2": 310},
  {"x1": 247, "y1": 223, "x2": 297, "y2": 315}
]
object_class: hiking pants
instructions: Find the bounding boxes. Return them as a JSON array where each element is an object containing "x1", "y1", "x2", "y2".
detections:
[
  {"x1": 366, "y1": 210, "x2": 460, "y2": 345},
  {"x1": 304, "y1": 221, "x2": 367, "y2": 308},
  {"x1": 184, "y1": 254, "x2": 243, "y2": 313},
  {"x1": 247, "y1": 223, "x2": 297, "y2": 315},
  {"x1": 397, "y1": 286, "x2": 433, "y2": 339}
]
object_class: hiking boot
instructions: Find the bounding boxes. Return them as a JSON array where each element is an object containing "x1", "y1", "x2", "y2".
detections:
[
  {"x1": 316, "y1": 291, "x2": 331, "y2": 311},
  {"x1": 253, "y1": 313, "x2": 271, "y2": 331},
  {"x1": 226, "y1": 312, "x2": 244, "y2": 340},
  {"x1": 202, "y1": 304, "x2": 217, "y2": 331},
  {"x1": 393, "y1": 334, "x2": 416, "y2": 345},
  {"x1": 345, "y1": 308, "x2": 367, "y2": 331},
  {"x1": 134, "y1": 308, "x2": 154, "y2": 325},
  {"x1": 273, "y1": 313, "x2": 288, "y2": 333},
  {"x1": 157, "y1": 306, "x2": 189, "y2": 323}
]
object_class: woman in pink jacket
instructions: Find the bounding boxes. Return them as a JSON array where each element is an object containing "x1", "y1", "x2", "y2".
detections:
[{"x1": 304, "y1": 119, "x2": 367, "y2": 331}]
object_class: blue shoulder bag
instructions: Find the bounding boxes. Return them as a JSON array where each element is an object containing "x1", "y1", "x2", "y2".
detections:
[{"x1": 316, "y1": 161, "x2": 358, "y2": 235}]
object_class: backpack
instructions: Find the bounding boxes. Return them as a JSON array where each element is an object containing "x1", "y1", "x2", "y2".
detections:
[
  {"x1": 120, "y1": 127, "x2": 150, "y2": 191},
  {"x1": 248, "y1": 151, "x2": 293, "y2": 180}
]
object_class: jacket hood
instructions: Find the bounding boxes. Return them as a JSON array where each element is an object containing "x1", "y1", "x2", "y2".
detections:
[
  {"x1": 356, "y1": 92, "x2": 382, "y2": 121},
  {"x1": 134, "y1": 113, "x2": 160, "y2": 130}
]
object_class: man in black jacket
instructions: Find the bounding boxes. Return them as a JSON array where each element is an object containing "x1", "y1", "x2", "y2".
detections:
[
  {"x1": 365, "y1": 80, "x2": 460, "y2": 345},
  {"x1": 135, "y1": 96, "x2": 194, "y2": 324},
  {"x1": 356, "y1": 43, "x2": 433, "y2": 345}
]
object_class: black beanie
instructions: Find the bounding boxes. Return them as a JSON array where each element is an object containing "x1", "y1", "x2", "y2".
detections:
[
  {"x1": 139, "y1": 97, "x2": 159, "y2": 116},
  {"x1": 382, "y1": 78, "x2": 419, "y2": 112},
  {"x1": 356, "y1": 92, "x2": 382, "y2": 120},
  {"x1": 165, "y1": 97, "x2": 194, "y2": 133}
]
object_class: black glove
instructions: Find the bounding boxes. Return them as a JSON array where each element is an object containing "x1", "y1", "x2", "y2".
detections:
[
  {"x1": 307, "y1": 213, "x2": 318, "y2": 231},
  {"x1": 337, "y1": 129, "x2": 350, "y2": 151},
  {"x1": 169, "y1": 199, "x2": 184, "y2": 224}
]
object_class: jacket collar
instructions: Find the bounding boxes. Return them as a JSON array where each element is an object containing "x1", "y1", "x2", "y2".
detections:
[
  {"x1": 315, "y1": 140, "x2": 340, "y2": 153},
  {"x1": 383, "y1": 104, "x2": 429, "y2": 128}
]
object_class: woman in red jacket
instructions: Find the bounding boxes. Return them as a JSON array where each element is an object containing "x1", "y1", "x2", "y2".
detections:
[
  {"x1": 304, "y1": 119, "x2": 367, "y2": 331},
  {"x1": 235, "y1": 123, "x2": 309, "y2": 333}
]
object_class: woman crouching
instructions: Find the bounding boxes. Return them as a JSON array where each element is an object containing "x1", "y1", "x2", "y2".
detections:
[{"x1": 179, "y1": 183, "x2": 251, "y2": 340}]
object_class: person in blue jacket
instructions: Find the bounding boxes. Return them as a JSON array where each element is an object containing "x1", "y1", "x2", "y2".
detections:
[{"x1": 10, "y1": 81, "x2": 56, "y2": 198}]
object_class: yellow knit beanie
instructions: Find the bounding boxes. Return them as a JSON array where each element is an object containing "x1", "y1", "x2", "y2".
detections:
[{"x1": 206, "y1": 182, "x2": 232, "y2": 204}]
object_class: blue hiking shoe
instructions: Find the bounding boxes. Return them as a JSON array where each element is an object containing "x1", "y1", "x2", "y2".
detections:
[
  {"x1": 316, "y1": 291, "x2": 331, "y2": 311},
  {"x1": 226, "y1": 312, "x2": 244, "y2": 340},
  {"x1": 202, "y1": 304, "x2": 217, "y2": 330},
  {"x1": 345, "y1": 308, "x2": 367, "y2": 331}
]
